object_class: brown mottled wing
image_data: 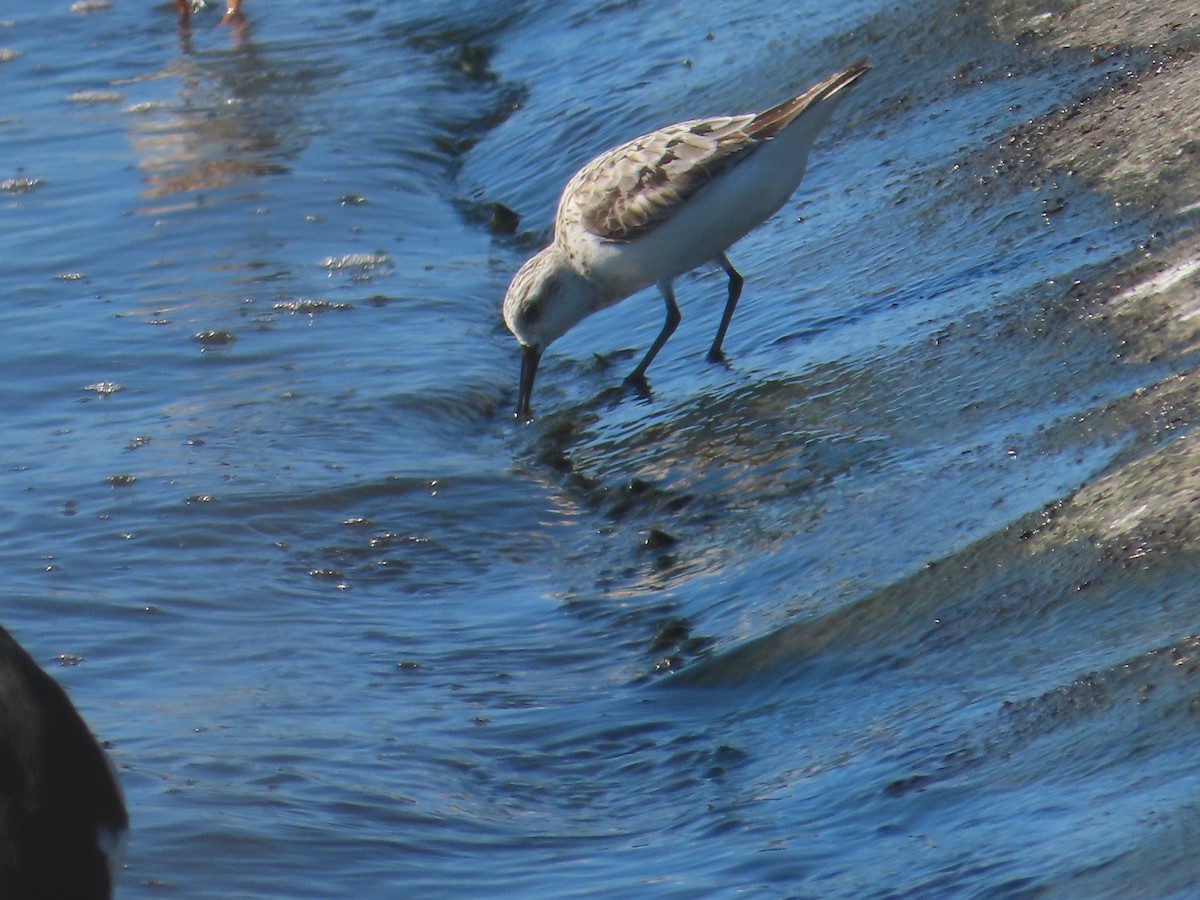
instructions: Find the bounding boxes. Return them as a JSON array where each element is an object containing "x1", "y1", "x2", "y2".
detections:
[
  {"x1": 561, "y1": 59, "x2": 871, "y2": 244},
  {"x1": 560, "y1": 113, "x2": 757, "y2": 242}
]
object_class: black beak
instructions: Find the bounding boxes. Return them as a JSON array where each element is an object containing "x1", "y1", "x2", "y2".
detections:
[{"x1": 516, "y1": 344, "x2": 542, "y2": 419}]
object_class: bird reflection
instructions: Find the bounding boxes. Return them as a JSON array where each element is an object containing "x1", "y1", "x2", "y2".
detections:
[{"x1": 128, "y1": 4, "x2": 320, "y2": 210}]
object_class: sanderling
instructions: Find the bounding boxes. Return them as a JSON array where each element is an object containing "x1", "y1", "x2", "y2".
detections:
[{"x1": 503, "y1": 60, "x2": 870, "y2": 418}]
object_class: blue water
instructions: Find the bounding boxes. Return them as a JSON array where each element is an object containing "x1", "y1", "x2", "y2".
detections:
[{"x1": 3, "y1": 0, "x2": 1197, "y2": 896}]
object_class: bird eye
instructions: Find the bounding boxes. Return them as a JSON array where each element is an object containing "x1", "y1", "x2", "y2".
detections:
[{"x1": 523, "y1": 299, "x2": 543, "y2": 325}]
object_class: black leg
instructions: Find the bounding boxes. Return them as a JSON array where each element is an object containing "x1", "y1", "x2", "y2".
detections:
[
  {"x1": 707, "y1": 253, "x2": 743, "y2": 363},
  {"x1": 626, "y1": 279, "x2": 681, "y2": 387}
]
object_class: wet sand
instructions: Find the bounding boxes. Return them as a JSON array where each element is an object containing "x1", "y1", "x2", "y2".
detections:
[{"x1": 984, "y1": 0, "x2": 1200, "y2": 564}]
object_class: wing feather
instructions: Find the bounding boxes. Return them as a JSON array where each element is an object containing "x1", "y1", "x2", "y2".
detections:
[
  {"x1": 557, "y1": 60, "x2": 870, "y2": 244},
  {"x1": 560, "y1": 114, "x2": 755, "y2": 242}
]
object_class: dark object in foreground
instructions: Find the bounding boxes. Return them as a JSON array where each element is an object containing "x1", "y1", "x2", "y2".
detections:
[{"x1": 0, "y1": 625, "x2": 128, "y2": 900}]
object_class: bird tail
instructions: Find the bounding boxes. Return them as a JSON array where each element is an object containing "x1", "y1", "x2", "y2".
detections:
[{"x1": 747, "y1": 59, "x2": 871, "y2": 141}]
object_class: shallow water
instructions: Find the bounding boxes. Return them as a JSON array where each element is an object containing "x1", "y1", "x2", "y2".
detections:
[{"x1": 3, "y1": 0, "x2": 1199, "y2": 896}]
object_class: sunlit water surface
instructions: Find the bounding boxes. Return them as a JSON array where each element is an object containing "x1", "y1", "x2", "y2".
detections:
[{"x1": 2, "y1": 0, "x2": 1195, "y2": 896}]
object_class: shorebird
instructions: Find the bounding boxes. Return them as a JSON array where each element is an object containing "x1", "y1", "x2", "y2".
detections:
[
  {"x1": 0, "y1": 626, "x2": 128, "y2": 899},
  {"x1": 502, "y1": 60, "x2": 870, "y2": 418}
]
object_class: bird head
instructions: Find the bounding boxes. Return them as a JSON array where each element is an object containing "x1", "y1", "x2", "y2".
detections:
[{"x1": 502, "y1": 248, "x2": 597, "y2": 418}]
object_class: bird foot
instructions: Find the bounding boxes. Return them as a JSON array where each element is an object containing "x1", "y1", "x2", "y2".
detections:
[
  {"x1": 622, "y1": 372, "x2": 652, "y2": 398},
  {"x1": 219, "y1": 0, "x2": 244, "y2": 25}
]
